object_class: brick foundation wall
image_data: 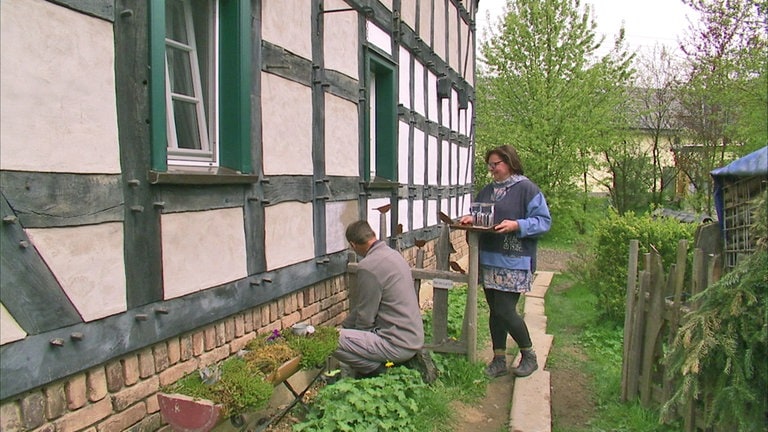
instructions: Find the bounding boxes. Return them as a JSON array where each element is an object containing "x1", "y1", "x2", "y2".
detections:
[{"x1": 0, "y1": 233, "x2": 467, "y2": 432}]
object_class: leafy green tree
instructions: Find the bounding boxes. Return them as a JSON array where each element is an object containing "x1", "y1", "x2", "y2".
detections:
[
  {"x1": 675, "y1": 0, "x2": 768, "y2": 213},
  {"x1": 630, "y1": 46, "x2": 686, "y2": 208},
  {"x1": 476, "y1": 0, "x2": 634, "y2": 233},
  {"x1": 601, "y1": 142, "x2": 655, "y2": 214}
]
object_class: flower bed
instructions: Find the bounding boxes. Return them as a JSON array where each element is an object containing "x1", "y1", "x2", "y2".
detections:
[{"x1": 159, "y1": 325, "x2": 338, "y2": 432}]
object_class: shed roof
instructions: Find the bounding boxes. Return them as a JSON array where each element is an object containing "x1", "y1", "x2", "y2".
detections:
[{"x1": 711, "y1": 145, "x2": 768, "y2": 228}]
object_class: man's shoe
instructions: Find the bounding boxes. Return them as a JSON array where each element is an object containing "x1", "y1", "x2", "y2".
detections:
[
  {"x1": 512, "y1": 349, "x2": 538, "y2": 377},
  {"x1": 484, "y1": 356, "x2": 508, "y2": 378}
]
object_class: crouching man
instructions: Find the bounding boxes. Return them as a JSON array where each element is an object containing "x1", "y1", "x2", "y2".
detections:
[{"x1": 333, "y1": 220, "x2": 424, "y2": 378}]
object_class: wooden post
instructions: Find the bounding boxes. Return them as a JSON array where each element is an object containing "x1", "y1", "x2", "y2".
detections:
[
  {"x1": 464, "y1": 231, "x2": 479, "y2": 363},
  {"x1": 640, "y1": 252, "x2": 664, "y2": 408},
  {"x1": 432, "y1": 224, "x2": 453, "y2": 345},
  {"x1": 627, "y1": 266, "x2": 648, "y2": 400},
  {"x1": 707, "y1": 253, "x2": 722, "y2": 286},
  {"x1": 621, "y1": 240, "x2": 640, "y2": 401},
  {"x1": 663, "y1": 240, "x2": 688, "y2": 415},
  {"x1": 413, "y1": 244, "x2": 425, "y2": 299},
  {"x1": 379, "y1": 211, "x2": 387, "y2": 242},
  {"x1": 691, "y1": 249, "x2": 705, "y2": 310}
]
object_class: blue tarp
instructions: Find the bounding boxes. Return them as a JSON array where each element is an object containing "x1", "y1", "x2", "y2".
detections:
[{"x1": 710, "y1": 146, "x2": 768, "y2": 228}]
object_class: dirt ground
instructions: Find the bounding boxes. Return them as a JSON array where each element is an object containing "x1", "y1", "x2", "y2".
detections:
[
  {"x1": 450, "y1": 248, "x2": 593, "y2": 432},
  {"x1": 264, "y1": 248, "x2": 592, "y2": 432}
]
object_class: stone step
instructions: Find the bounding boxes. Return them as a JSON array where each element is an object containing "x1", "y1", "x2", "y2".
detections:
[
  {"x1": 509, "y1": 369, "x2": 552, "y2": 432},
  {"x1": 509, "y1": 271, "x2": 555, "y2": 432}
]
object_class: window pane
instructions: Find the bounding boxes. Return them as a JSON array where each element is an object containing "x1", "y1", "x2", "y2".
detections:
[
  {"x1": 172, "y1": 99, "x2": 203, "y2": 150},
  {"x1": 166, "y1": 0, "x2": 189, "y2": 44},
  {"x1": 166, "y1": 46, "x2": 195, "y2": 96}
]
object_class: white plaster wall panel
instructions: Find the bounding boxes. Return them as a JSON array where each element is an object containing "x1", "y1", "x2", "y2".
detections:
[
  {"x1": 413, "y1": 128, "x2": 426, "y2": 185},
  {"x1": 413, "y1": 60, "x2": 426, "y2": 116},
  {"x1": 427, "y1": 71, "x2": 438, "y2": 122},
  {"x1": 451, "y1": 142, "x2": 460, "y2": 184},
  {"x1": 0, "y1": 0, "x2": 119, "y2": 174},
  {"x1": 451, "y1": 88, "x2": 460, "y2": 133},
  {"x1": 325, "y1": 94, "x2": 359, "y2": 176},
  {"x1": 401, "y1": 1, "x2": 417, "y2": 33},
  {"x1": 448, "y1": 3, "x2": 460, "y2": 74},
  {"x1": 262, "y1": 73, "x2": 313, "y2": 175},
  {"x1": 265, "y1": 202, "x2": 315, "y2": 270},
  {"x1": 161, "y1": 209, "x2": 247, "y2": 299},
  {"x1": 440, "y1": 140, "x2": 450, "y2": 186},
  {"x1": 427, "y1": 135, "x2": 438, "y2": 185},
  {"x1": 427, "y1": 199, "x2": 437, "y2": 227},
  {"x1": 1, "y1": 303, "x2": 26, "y2": 345},
  {"x1": 441, "y1": 198, "x2": 451, "y2": 219},
  {"x1": 459, "y1": 145, "x2": 471, "y2": 185},
  {"x1": 412, "y1": 199, "x2": 425, "y2": 230},
  {"x1": 398, "y1": 120, "x2": 410, "y2": 182},
  {"x1": 26, "y1": 223, "x2": 126, "y2": 321},
  {"x1": 461, "y1": 193, "x2": 472, "y2": 218},
  {"x1": 323, "y1": 0, "x2": 358, "y2": 80},
  {"x1": 433, "y1": 0, "x2": 446, "y2": 60},
  {"x1": 459, "y1": 109, "x2": 467, "y2": 136},
  {"x1": 467, "y1": 100, "x2": 474, "y2": 133},
  {"x1": 399, "y1": 47, "x2": 412, "y2": 109},
  {"x1": 419, "y1": 1, "x2": 431, "y2": 45},
  {"x1": 441, "y1": 98, "x2": 451, "y2": 128},
  {"x1": 366, "y1": 21, "x2": 392, "y2": 55},
  {"x1": 263, "y1": 0, "x2": 311, "y2": 60},
  {"x1": 366, "y1": 198, "x2": 390, "y2": 239},
  {"x1": 398, "y1": 199, "x2": 410, "y2": 233},
  {"x1": 464, "y1": 20, "x2": 475, "y2": 86},
  {"x1": 325, "y1": 201, "x2": 359, "y2": 254}
]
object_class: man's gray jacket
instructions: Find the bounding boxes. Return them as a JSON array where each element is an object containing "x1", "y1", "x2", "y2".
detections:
[{"x1": 342, "y1": 241, "x2": 424, "y2": 350}]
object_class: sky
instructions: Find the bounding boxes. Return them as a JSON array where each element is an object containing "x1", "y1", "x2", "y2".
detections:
[{"x1": 475, "y1": 0, "x2": 700, "y2": 56}]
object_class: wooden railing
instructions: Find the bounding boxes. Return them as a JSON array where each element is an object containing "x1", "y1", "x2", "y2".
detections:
[{"x1": 621, "y1": 239, "x2": 723, "y2": 431}]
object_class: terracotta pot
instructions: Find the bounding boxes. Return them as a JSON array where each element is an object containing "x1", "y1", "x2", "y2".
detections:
[{"x1": 157, "y1": 392, "x2": 223, "y2": 432}]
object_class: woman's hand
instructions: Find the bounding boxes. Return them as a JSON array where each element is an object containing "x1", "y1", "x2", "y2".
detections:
[
  {"x1": 459, "y1": 215, "x2": 474, "y2": 225},
  {"x1": 493, "y1": 219, "x2": 519, "y2": 233}
]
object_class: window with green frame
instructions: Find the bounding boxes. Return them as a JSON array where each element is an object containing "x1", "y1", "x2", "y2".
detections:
[
  {"x1": 149, "y1": 0, "x2": 251, "y2": 174},
  {"x1": 364, "y1": 47, "x2": 397, "y2": 182}
]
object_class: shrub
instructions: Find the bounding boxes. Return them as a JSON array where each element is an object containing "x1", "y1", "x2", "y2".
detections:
[{"x1": 586, "y1": 210, "x2": 696, "y2": 325}]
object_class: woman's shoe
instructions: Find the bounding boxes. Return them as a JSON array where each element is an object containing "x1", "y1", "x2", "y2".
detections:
[
  {"x1": 512, "y1": 349, "x2": 538, "y2": 377},
  {"x1": 484, "y1": 356, "x2": 509, "y2": 378}
]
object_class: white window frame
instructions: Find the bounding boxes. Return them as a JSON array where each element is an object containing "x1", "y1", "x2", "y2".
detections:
[{"x1": 164, "y1": 0, "x2": 219, "y2": 167}]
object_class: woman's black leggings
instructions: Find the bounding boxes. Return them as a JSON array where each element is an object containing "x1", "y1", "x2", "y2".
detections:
[{"x1": 483, "y1": 288, "x2": 532, "y2": 351}]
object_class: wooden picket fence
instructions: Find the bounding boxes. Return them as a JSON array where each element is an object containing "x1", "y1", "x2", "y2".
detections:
[{"x1": 620, "y1": 238, "x2": 723, "y2": 431}]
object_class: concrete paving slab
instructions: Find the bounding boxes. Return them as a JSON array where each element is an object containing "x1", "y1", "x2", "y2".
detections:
[
  {"x1": 508, "y1": 271, "x2": 554, "y2": 432},
  {"x1": 533, "y1": 270, "x2": 554, "y2": 284},
  {"x1": 509, "y1": 369, "x2": 551, "y2": 432},
  {"x1": 530, "y1": 271, "x2": 554, "y2": 298}
]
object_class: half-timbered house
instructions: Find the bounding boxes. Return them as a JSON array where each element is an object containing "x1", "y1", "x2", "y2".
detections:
[{"x1": 0, "y1": 0, "x2": 477, "y2": 429}]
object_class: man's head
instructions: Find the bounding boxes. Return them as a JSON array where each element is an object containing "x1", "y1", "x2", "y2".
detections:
[{"x1": 346, "y1": 220, "x2": 377, "y2": 256}]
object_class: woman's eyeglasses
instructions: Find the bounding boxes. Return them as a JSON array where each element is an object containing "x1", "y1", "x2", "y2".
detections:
[{"x1": 487, "y1": 160, "x2": 504, "y2": 170}]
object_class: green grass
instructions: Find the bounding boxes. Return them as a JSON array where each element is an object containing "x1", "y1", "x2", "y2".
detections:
[{"x1": 546, "y1": 275, "x2": 682, "y2": 432}]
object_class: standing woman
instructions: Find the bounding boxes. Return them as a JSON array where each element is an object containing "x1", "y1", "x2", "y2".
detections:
[{"x1": 460, "y1": 145, "x2": 551, "y2": 378}]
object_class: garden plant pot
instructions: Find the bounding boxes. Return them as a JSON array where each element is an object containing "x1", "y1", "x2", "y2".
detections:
[
  {"x1": 157, "y1": 392, "x2": 224, "y2": 432},
  {"x1": 267, "y1": 356, "x2": 302, "y2": 385}
]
